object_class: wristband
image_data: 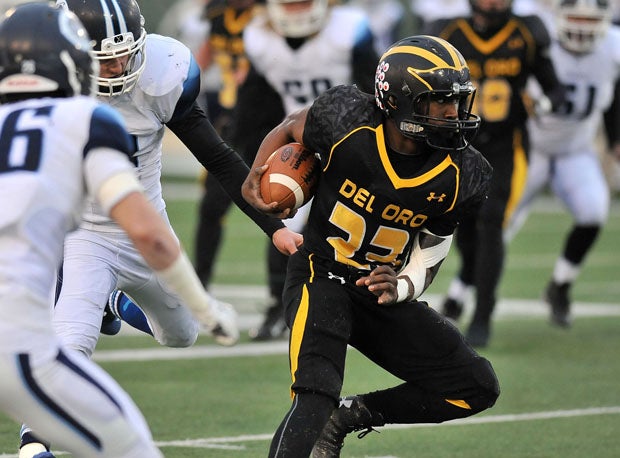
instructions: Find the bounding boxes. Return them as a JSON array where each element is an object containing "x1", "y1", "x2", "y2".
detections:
[
  {"x1": 396, "y1": 276, "x2": 414, "y2": 303},
  {"x1": 97, "y1": 170, "x2": 143, "y2": 215}
]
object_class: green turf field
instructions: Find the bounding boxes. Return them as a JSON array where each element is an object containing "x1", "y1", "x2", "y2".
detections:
[{"x1": 1, "y1": 185, "x2": 619, "y2": 457}]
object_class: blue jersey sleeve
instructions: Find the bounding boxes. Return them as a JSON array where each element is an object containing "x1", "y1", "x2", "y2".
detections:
[
  {"x1": 85, "y1": 105, "x2": 136, "y2": 160},
  {"x1": 169, "y1": 56, "x2": 201, "y2": 124}
]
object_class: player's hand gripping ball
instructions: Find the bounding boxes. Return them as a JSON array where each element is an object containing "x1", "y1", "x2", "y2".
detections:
[{"x1": 260, "y1": 142, "x2": 320, "y2": 213}]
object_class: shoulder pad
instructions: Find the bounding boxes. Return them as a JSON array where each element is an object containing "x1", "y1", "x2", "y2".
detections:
[
  {"x1": 323, "y1": 6, "x2": 371, "y2": 49},
  {"x1": 138, "y1": 34, "x2": 192, "y2": 97},
  {"x1": 516, "y1": 15, "x2": 552, "y2": 48},
  {"x1": 422, "y1": 18, "x2": 455, "y2": 36},
  {"x1": 607, "y1": 26, "x2": 620, "y2": 67},
  {"x1": 243, "y1": 14, "x2": 272, "y2": 59}
]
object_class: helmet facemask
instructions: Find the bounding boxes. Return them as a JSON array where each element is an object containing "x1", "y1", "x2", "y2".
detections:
[
  {"x1": 408, "y1": 85, "x2": 480, "y2": 150},
  {"x1": 94, "y1": 19, "x2": 146, "y2": 96},
  {"x1": 556, "y1": 0, "x2": 612, "y2": 54},
  {"x1": 267, "y1": 0, "x2": 329, "y2": 38}
]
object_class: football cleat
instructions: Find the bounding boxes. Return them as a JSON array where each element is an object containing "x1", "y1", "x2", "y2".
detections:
[
  {"x1": 100, "y1": 290, "x2": 123, "y2": 335},
  {"x1": 19, "y1": 426, "x2": 54, "y2": 458},
  {"x1": 19, "y1": 443, "x2": 53, "y2": 458},
  {"x1": 312, "y1": 396, "x2": 381, "y2": 458},
  {"x1": 249, "y1": 301, "x2": 288, "y2": 341},
  {"x1": 545, "y1": 281, "x2": 571, "y2": 328}
]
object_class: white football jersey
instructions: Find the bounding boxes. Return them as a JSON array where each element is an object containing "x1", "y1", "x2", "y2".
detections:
[
  {"x1": 528, "y1": 26, "x2": 620, "y2": 157},
  {"x1": 82, "y1": 34, "x2": 194, "y2": 230},
  {"x1": 0, "y1": 96, "x2": 134, "y2": 341},
  {"x1": 243, "y1": 5, "x2": 371, "y2": 115}
]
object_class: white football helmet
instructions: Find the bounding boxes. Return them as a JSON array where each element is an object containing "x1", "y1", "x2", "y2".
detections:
[
  {"x1": 556, "y1": 0, "x2": 612, "y2": 54},
  {"x1": 266, "y1": 0, "x2": 329, "y2": 38},
  {"x1": 57, "y1": 0, "x2": 147, "y2": 96}
]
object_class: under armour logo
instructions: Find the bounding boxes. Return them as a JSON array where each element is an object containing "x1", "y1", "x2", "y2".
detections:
[
  {"x1": 328, "y1": 272, "x2": 346, "y2": 284},
  {"x1": 427, "y1": 192, "x2": 446, "y2": 202}
]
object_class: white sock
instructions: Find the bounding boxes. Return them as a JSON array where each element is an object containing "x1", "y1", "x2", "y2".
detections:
[{"x1": 552, "y1": 257, "x2": 580, "y2": 284}]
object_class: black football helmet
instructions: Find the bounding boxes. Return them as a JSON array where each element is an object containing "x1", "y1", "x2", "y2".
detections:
[
  {"x1": 56, "y1": 0, "x2": 147, "y2": 96},
  {"x1": 375, "y1": 35, "x2": 480, "y2": 151},
  {"x1": 0, "y1": 2, "x2": 96, "y2": 103}
]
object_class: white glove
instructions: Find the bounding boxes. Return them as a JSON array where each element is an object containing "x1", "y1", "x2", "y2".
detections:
[
  {"x1": 202, "y1": 294, "x2": 240, "y2": 346},
  {"x1": 154, "y1": 252, "x2": 240, "y2": 346},
  {"x1": 534, "y1": 95, "x2": 553, "y2": 117}
]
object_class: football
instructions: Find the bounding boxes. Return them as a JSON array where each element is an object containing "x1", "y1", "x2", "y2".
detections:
[{"x1": 260, "y1": 142, "x2": 320, "y2": 212}]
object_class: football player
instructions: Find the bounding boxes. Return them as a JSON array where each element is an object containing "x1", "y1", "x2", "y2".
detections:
[
  {"x1": 18, "y1": 0, "x2": 303, "y2": 456},
  {"x1": 221, "y1": 0, "x2": 379, "y2": 341},
  {"x1": 508, "y1": 0, "x2": 620, "y2": 327},
  {"x1": 0, "y1": 3, "x2": 225, "y2": 457},
  {"x1": 424, "y1": 0, "x2": 567, "y2": 347},
  {"x1": 242, "y1": 35, "x2": 500, "y2": 458},
  {"x1": 193, "y1": 0, "x2": 262, "y2": 291}
]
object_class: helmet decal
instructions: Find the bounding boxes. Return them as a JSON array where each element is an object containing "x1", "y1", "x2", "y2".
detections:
[{"x1": 375, "y1": 61, "x2": 390, "y2": 111}]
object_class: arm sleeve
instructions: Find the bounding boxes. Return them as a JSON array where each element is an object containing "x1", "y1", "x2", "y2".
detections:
[
  {"x1": 603, "y1": 78, "x2": 620, "y2": 148},
  {"x1": 167, "y1": 102, "x2": 285, "y2": 237},
  {"x1": 528, "y1": 16, "x2": 566, "y2": 111}
]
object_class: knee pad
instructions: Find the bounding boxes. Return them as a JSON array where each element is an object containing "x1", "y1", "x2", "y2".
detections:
[
  {"x1": 155, "y1": 325, "x2": 199, "y2": 349},
  {"x1": 471, "y1": 357, "x2": 500, "y2": 410}
]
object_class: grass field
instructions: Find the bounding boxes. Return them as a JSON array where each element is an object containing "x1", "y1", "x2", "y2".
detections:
[{"x1": 1, "y1": 181, "x2": 619, "y2": 457}]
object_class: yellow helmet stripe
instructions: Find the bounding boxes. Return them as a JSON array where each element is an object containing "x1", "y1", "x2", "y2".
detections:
[
  {"x1": 381, "y1": 38, "x2": 465, "y2": 71},
  {"x1": 427, "y1": 35, "x2": 465, "y2": 69},
  {"x1": 406, "y1": 67, "x2": 434, "y2": 91},
  {"x1": 381, "y1": 38, "x2": 465, "y2": 92}
]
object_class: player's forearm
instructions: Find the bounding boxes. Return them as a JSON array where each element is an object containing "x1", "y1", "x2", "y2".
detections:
[
  {"x1": 396, "y1": 229, "x2": 453, "y2": 301},
  {"x1": 169, "y1": 104, "x2": 284, "y2": 237},
  {"x1": 603, "y1": 79, "x2": 620, "y2": 149},
  {"x1": 252, "y1": 108, "x2": 309, "y2": 170}
]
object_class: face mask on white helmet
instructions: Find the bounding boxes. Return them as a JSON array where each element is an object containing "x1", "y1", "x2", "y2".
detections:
[
  {"x1": 556, "y1": 0, "x2": 612, "y2": 54},
  {"x1": 266, "y1": 0, "x2": 329, "y2": 38}
]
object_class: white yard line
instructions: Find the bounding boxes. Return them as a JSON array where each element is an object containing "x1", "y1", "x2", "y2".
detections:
[
  {"x1": 4, "y1": 406, "x2": 617, "y2": 456},
  {"x1": 94, "y1": 293, "x2": 620, "y2": 363},
  {"x1": 3, "y1": 290, "x2": 616, "y2": 457}
]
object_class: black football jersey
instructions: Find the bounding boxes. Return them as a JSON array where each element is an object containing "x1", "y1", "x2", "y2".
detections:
[
  {"x1": 425, "y1": 15, "x2": 559, "y2": 136},
  {"x1": 203, "y1": 1, "x2": 255, "y2": 109},
  {"x1": 301, "y1": 85, "x2": 492, "y2": 270}
]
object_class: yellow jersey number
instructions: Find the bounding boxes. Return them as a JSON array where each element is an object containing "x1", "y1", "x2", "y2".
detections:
[{"x1": 327, "y1": 201, "x2": 410, "y2": 269}]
